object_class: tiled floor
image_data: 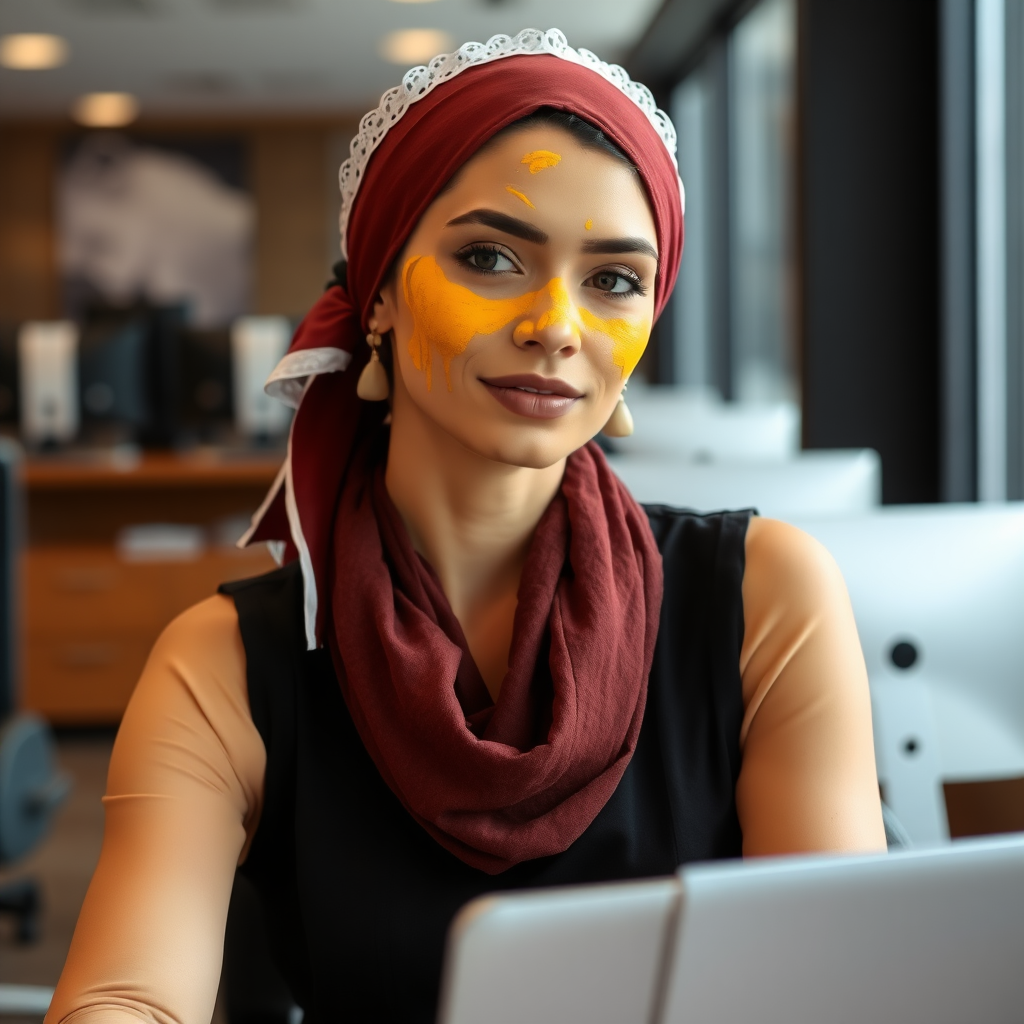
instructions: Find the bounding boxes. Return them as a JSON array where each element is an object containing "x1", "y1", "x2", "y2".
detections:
[{"x1": 0, "y1": 730, "x2": 227, "y2": 1023}]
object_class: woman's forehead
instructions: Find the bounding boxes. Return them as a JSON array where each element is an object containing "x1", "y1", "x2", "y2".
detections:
[{"x1": 427, "y1": 127, "x2": 656, "y2": 238}]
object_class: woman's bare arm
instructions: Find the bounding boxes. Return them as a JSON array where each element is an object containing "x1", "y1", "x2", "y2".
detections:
[
  {"x1": 736, "y1": 517, "x2": 887, "y2": 855},
  {"x1": 46, "y1": 595, "x2": 265, "y2": 1024}
]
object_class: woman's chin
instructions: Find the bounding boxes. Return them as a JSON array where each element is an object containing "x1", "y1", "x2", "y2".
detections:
[{"x1": 452, "y1": 424, "x2": 595, "y2": 471}]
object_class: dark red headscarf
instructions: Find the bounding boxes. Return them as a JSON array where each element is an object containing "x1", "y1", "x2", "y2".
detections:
[{"x1": 244, "y1": 34, "x2": 683, "y2": 871}]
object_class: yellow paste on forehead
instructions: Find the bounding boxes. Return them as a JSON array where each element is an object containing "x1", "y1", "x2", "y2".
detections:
[
  {"x1": 505, "y1": 186, "x2": 535, "y2": 208},
  {"x1": 401, "y1": 255, "x2": 651, "y2": 390},
  {"x1": 521, "y1": 150, "x2": 561, "y2": 174},
  {"x1": 585, "y1": 219, "x2": 593, "y2": 230}
]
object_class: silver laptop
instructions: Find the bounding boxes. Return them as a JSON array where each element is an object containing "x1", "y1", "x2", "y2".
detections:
[{"x1": 438, "y1": 834, "x2": 1024, "y2": 1024}]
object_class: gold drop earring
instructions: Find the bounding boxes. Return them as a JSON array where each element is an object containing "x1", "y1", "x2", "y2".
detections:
[
  {"x1": 356, "y1": 319, "x2": 390, "y2": 401},
  {"x1": 601, "y1": 382, "x2": 634, "y2": 438}
]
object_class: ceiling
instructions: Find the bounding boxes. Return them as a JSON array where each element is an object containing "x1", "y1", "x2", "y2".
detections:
[{"x1": 0, "y1": 0, "x2": 664, "y2": 120}]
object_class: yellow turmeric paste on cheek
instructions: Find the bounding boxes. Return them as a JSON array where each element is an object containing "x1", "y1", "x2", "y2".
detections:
[
  {"x1": 512, "y1": 279, "x2": 650, "y2": 378},
  {"x1": 579, "y1": 308, "x2": 651, "y2": 379},
  {"x1": 401, "y1": 255, "x2": 652, "y2": 390},
  {"x1": 402, "y1": 256, "x2": 536, "y2": 391}
]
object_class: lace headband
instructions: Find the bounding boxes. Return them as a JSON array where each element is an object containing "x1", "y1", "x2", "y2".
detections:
[{"x1": 338, "y1": 27, "x2": 682, "y2": 259}]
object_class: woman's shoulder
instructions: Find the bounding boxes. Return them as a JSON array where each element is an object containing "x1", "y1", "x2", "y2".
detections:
[
  {"x1": 743, "y1": 516, "x2": 848, "y2": 620},
  {"x1": 148, "y1": 592, "x2": 251, "y2": 713},
  {"x1": 739, "y1": 515, "x2": 865, "y2": 733},
  {"x1": 111, "y1": 593, "x2": 266, "y2": 821},
  {"x1": 736, "y1": 517, "x2": 886, "y2": 854},
  {"x1": 157, "y1": 591, "x2": 245, "y2": 654}
]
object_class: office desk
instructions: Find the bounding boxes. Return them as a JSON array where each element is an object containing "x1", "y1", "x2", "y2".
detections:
[{"x1": 21, "y1": 451, "x2": 279, "y2": 724}]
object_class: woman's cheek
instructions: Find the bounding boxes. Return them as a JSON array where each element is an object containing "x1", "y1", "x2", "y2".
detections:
[
  {"x1": 578, "y1": 308, "x2": 651, "y2": 379},
  {"x1": 402, "y1": 255, "x2": 535, "y2": 391},
  {"x1": 400, "y1": 255, "x2": 651, "y2": 389}
]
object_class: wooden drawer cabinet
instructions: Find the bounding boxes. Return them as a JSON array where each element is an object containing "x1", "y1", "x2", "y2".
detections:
[
  {"x1": 26, "y1": 548, "x2": 167, "y2": 633},
  {"x1": 22, "y1": 545, "x2": 276, "y2": 723},
  {"x1": 20, "y1": 452, "x2": 280, "y2": 724},
  {"x1": 24, "y1": 630, "x2": 160, "y2": 723}
]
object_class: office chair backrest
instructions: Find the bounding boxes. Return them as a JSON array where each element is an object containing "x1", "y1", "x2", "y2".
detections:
[
  {"x1": 0, "y1": 439, "x2": 21, "y2": 721},
  {"x1": 794, "y1": 503, "x2": 1024, "y2": 845}
]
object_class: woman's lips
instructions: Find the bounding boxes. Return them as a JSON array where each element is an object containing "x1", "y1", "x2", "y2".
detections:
[{"x1": 480, "y1": 374, "x2": 583, "y2": 420}]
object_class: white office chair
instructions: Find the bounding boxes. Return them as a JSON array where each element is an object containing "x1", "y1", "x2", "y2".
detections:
[
  {"x1": 793, "y1": 504, "x2": 1024, "y2": 846},
  {"x1": 608, "y1": 448, "x2": 881, "y2": 519},
  {"x1": 613, "y1": 386, "x2": 800, "y2": 462}
]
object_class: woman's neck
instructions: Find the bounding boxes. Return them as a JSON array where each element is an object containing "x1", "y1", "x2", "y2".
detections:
[{"x1": 385, "y1": 377, "x2": 565, "y2": 700}]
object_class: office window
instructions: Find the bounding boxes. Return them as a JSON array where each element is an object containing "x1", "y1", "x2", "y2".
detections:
[
  {"x1": 669, "y1": 0, "x2": 797, "y2": 404},
  {"x1": 1006, "y1": 0, "x2": 1024, "y2": 498},
  {"x1": 729, "y1": 0, "x2": 797, "y2": 403},
  {"x1": 672, "y1": 67, "x2": 714, "y2": 393}
]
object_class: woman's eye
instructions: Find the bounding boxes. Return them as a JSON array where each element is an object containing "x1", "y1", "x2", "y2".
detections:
[
  {"x1": 458, "y1": 246, "x2": 518, "y2": 274},
  {"x1": 587, "y1": 269, "x2": 644, "y2": 296}
]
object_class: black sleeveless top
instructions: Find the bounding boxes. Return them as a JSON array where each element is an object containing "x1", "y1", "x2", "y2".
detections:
[{"x1": 221, "y1": 506, "x2": 750, "y2": 1024}]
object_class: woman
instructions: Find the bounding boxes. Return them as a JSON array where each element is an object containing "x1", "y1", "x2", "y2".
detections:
[{"x1": 48, "y1": 29, "x2": 884, "y2": 1024}]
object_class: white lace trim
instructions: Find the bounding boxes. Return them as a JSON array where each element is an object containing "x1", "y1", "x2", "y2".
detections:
[
  {"x1": 242, "y1": 376, "x2": 322, "y2": 649},
  {"x1": 265, "y1": 347, "x2": 352, "y2": 408},
  {"x1": 338, "y1": 27, "x2": 682, "y2": 258},
  {"x1": 238, "y1": 458, "x2": 287, "y2": 548}
]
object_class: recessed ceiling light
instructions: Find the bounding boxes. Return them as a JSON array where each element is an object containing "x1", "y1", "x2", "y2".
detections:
[
  {"x1": 72, "y1": 92, "x2": 140, "y2": 128},
  {"x1": 0, "y1": 34, "x2": 69, "y2": 70},
  {"x1": 379, "y1": 28, "x2": 454, "y2": 65}
]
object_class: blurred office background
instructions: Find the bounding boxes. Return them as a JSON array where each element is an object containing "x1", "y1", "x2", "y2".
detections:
[{"x1": 2, "y1": 0, "x2": 1024, "y2": 1019}]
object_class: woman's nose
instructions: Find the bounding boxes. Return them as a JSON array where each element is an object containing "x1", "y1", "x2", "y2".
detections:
[{"x1": 513, "y1": 279, "x2": 583, "y2": 356}]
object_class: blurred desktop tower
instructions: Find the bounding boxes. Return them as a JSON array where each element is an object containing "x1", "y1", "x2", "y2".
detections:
[
  {"x1": 78, "y1": 302, "x2": 185, "y2": 447},
  {"x1": 17, "y1": 322, "x2": 79, "y2": 448},
  {"x1": 230, "y1": 317, "x2": 291, "y2": 443},
  {"x1": 176, "y1": 326, "x2": 234, "y2": 443},
  {"x1": 148, "y1": 304, "x2": 187, "y2": 447},
  {"x1": 78, "y1": 308, "x2": 150, "y2": 444}
]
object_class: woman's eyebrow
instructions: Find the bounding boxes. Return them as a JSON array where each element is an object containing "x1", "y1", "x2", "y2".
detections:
[
  {"x1": 446, "y1": 209, "x2": 548, "y2": 244},
  {"x1": 581, "y1": 237, "x2": 660, "y2": 262}
]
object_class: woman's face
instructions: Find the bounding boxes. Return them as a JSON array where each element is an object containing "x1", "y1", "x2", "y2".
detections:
[{"x1": 374, "y1": 124, "x2": 659, "y2": 470}]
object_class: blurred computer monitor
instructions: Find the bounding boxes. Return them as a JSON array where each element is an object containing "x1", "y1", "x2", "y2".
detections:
[
  {"x1": 793, "y1": 504, "x2": 1024, "y2": 845},
  {"x1": 78, "y1": 307, "x2": 152, "y2": 441},
  {"x1": 176, "y1": 326, "x2": 234, "y2": 442}
]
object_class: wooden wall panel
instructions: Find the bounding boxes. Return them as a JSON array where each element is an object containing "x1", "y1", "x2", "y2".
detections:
[
  {"x1": 0, "y1": 126, "x2": 61, "y2": 321},
  {"x1": 0, "y1": 117, "x2": 358, "y2": 325},
  {"x1": 252, "y1": 127, "x2": 333, "y2": 318}
]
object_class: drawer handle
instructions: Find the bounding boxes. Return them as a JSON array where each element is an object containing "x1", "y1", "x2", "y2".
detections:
[
  {"x1": 53, "y1": 569, "x2": 118, "y2": 593},
  {"x1": 59, "y1": 643, "x2": 119, "y2": 668}
]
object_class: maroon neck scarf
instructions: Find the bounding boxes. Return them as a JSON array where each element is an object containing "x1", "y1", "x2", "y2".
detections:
[{"x1": 330, "y1": 440, "x2": 662, "y2": 874}]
